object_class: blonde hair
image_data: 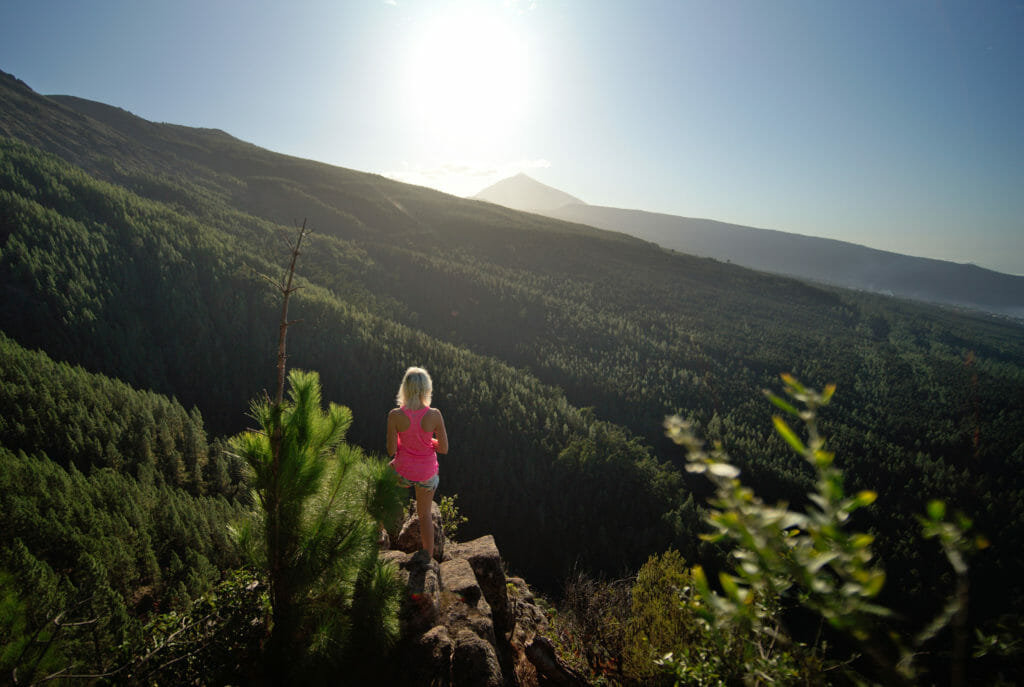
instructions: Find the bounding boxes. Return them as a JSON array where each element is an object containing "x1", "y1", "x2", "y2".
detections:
[{"x1": 396, "y1": 366, "x2": 433, "y2": 408}]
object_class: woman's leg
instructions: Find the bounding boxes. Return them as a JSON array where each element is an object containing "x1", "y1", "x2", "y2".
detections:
[{"x1": 414, "y1": 485, "x2": 435, "y2": 557}]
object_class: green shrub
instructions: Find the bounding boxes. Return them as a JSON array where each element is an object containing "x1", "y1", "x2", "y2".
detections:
[
  {"x1": 438, "y1": 493, "x2": 469, "y2": 541},
  {"x1": 229, "y1": 369, "x2": 406, "y2": 680},
  {"x1": 551, "y1": 572, "x2": 632, "y2": 684},
  {"x1": 663, "y1": 375, "x2": 985, "y2": 686},
  {"x1": 622, "y1": 550, "x2": 702, "y2": 684},
  {"x1": 120, "y1": 568, "x2": 270, "y2": 686}
]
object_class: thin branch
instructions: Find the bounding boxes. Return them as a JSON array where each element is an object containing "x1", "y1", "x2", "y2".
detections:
[
  {"x1": 254, "y1": 269, "x2": 283, "y2": 289},
  {"x1": 274, "y1": 219, "x2": 309, "y2": 405},
  {"x1": 35, "y1": 610, "x2": 224, "y2": 684},
  {"x1": 31, "y1": 665, "x2": 71, "y2": 685},
  {"x1": 135, "y1": 615, "x2": 221, "y2": 683},
  {"x1": 55, "y1": 618, "x2": 99, "y2": 628}
]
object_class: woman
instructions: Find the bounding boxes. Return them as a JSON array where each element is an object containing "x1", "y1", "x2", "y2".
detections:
[{"x1": 387, "y1": 366, "x2": 449, "y2": 558}]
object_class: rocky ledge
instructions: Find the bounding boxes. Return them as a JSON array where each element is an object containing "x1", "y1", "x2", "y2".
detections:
[{"x1": 379, "y1": 503, "x2": 587, "y2": 686}]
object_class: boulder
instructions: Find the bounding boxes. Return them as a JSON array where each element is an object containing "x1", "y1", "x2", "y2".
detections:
[
  {"x1": 447, "y1": 535, "x2": 511, "y2": 636},
  {"x1": 395, "y1": 501, "x2": 445, "y2": 561},
  {"x1": 389, "y1": 549, "x2": 442, "y2": 635},
  {"x1": 406, "y1": 625, "x2": 454, "y2": 687},
  {"x1": 441, "y1": 557, "x2": 497, "y2": 648},
  {"x1": 381, "y1": 519, "x2": 576, "y2": 686},
  {"x1": 508, "y1": 577, "x2": 548, "y2": 644},
  {"x1": 441, "y1": 557, "x2": 484, "y2": 607},
  {"x1": 451, "y1": 628, "x2": 503, "y2": 687},
  {"x1": 525, "y1": 635, "x2": 589, "y2": 686},
  {"x1": 505, "y1": 576, "x2": 554, "y2": 686},
  {"x1": 507, "y1": 576, "x2": 534, "y2": 602}
]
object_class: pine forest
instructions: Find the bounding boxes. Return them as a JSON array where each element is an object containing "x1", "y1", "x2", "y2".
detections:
[{"x1": 1, "y1": 69, "x2": 1023, "y2": 684}]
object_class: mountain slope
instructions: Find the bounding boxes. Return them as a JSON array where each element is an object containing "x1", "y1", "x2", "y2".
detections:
[
  {"x1": 0, "y1": 330, "x2": 248, "y2": 677},
  {"x1": 2, "y1": 67, "x2": 1024, "y2": 625},
  {"x1": 545, "y1": 203, "x2": 1024, "y2": 318},
  {"x1": 473, "y1": 172, "x2": 585, "y2": 213},
  {"x1": 0, "y1": 72, "x2": 691, "y2": 589}
]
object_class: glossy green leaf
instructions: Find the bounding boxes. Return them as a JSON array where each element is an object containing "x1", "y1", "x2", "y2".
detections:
[
  {"x1": 772, "y1": 416, "x2": 806, "y2": 454},
  {"x1": 765, "y1": 391, "x2": 800, "y2": 417},
  {"x1": 855, "y1": 490, "x2": 877, "y2": 507}
]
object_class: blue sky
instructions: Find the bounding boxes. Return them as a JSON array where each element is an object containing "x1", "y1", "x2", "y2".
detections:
[{"x1": 1, "y1": 0, "x2": 1022, "y2": 275}]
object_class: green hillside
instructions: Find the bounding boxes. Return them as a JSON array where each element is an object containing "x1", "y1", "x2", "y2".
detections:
[
  {"x1": 0, "y1": 75, "x2": 690, "y2": 590},
  {"x1": 0, "y1": 331, "x2": 248, "y2": 679},
  {"x1": 2, "y1": 65, "x2": 1024, "y2": 654}
]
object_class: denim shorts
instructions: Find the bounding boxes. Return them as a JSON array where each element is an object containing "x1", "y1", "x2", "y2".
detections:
[{"x1": 394, "y1": 469, "x2": 439, "y2": 491}]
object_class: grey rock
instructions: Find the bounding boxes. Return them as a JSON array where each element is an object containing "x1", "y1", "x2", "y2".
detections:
[
  {"x1": 394, "y1": 549, "x2": 441, "y2": 635},
  {"x1": 525, "y1": 635, "x2": 589, "y2": 686},
  {"x1": 441, "y1": 557, "x2": 484, "y2": 606},
  {"x1": 442, "y1": 557, "x2": 497, "y2": 648},
  {"x1": 409, "y1": 625, "x2": 454, "y2": 687},
  {"x1": 447, "y1": 535, "x2": 512, "y2": 636},
  {"x1": 382, "y1": 523, "x2": 571, "y2": 686},
  {"x1": 451, "y1": 628, "x2": 503, "y2": 687},
  {"x1": 395, "y1": 501, "x2": 445, "y2": 562}
]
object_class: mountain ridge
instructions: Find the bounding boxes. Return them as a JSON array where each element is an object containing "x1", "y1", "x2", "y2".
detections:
[
  {"x1": 473, "y1": 172, "x2": 585, "y2": 213},
  {"x1": 473, "y1": 173, "x2": 1023, "y2": 318},
  {"x1": 552, "y1": 203, "x2": 1024, "y2": 318}
]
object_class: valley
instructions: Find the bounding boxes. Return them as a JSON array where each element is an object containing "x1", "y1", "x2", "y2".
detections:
[{"x1": 2, "y1": 68, "x2": 1023, "y2": 683}]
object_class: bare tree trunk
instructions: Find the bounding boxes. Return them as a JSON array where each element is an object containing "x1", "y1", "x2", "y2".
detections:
[
  {"x1": 263, "y1": 220, "x2": 309, "y2": 642},
  {"x1": 274, "y1": 218, "x2": 308, "y2": 405}
]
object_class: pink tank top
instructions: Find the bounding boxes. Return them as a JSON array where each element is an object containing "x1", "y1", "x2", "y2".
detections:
[{"x1": 391, "y1": 406, "x2": 439, "y2": 482}]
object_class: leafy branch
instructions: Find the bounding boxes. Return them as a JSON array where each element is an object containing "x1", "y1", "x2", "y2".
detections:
[{"x1": 663, "y1": 375, "x2": 984, "y2": 686}]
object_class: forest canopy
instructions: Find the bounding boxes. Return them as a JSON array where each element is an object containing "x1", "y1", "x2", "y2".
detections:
[{"x1": 1, "y1": 69, "x2": 1023, "y2": 682}]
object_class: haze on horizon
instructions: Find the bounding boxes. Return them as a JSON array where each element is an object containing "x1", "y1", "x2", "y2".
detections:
[{"x1": 1, "y1": 0, "x2": 1021, "y2": 276}]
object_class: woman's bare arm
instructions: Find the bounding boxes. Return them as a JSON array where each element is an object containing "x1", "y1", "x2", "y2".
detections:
[
  {"x1": 432, "y1": 409, "x2": 449, "y2": 454},
  {"x1": 386, "y1": 409, "x2": 399, "y2": 457}
]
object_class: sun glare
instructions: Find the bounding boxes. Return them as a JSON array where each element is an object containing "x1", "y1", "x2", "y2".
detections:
[{"x1": 404, "y1": 8, "x2": 530, "y2": 150}]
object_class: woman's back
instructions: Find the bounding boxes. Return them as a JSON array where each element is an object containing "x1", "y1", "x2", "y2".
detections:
[
  {"x1": 391, "y1": 405, "x2": 438, "y2": 482},
  {"x1": 396, "y1": 406, "x2": 435, "y2": 457}
]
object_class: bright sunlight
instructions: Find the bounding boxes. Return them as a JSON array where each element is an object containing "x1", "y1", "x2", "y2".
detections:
[{"x1": 404, "y1": 7, "x2": 530, "y2": 149}]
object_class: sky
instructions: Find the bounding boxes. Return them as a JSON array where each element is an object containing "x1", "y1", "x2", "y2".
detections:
[{"x1": 1, "y1": 0, "x2": 1022, "y2": 275}]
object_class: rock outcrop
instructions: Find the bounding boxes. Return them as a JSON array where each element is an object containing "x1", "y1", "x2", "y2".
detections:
[
  {"x1": 394, "y1": 501, "x2": 446, "y2": 561},
  {"x1": 380, "y1": 503, "x2": 587, "y2": 686}
]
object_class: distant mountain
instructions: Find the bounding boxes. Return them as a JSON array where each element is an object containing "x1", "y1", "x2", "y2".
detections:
[
  {"x1": 473, "y1": 173, "x2": 584, "y2": 213},
  {"x1": 546, "y1": 204, "x2": 1024, "y2": 319},
  {"x1": 474, "y1": 173, "x2": 1024, "y2": 319}
]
